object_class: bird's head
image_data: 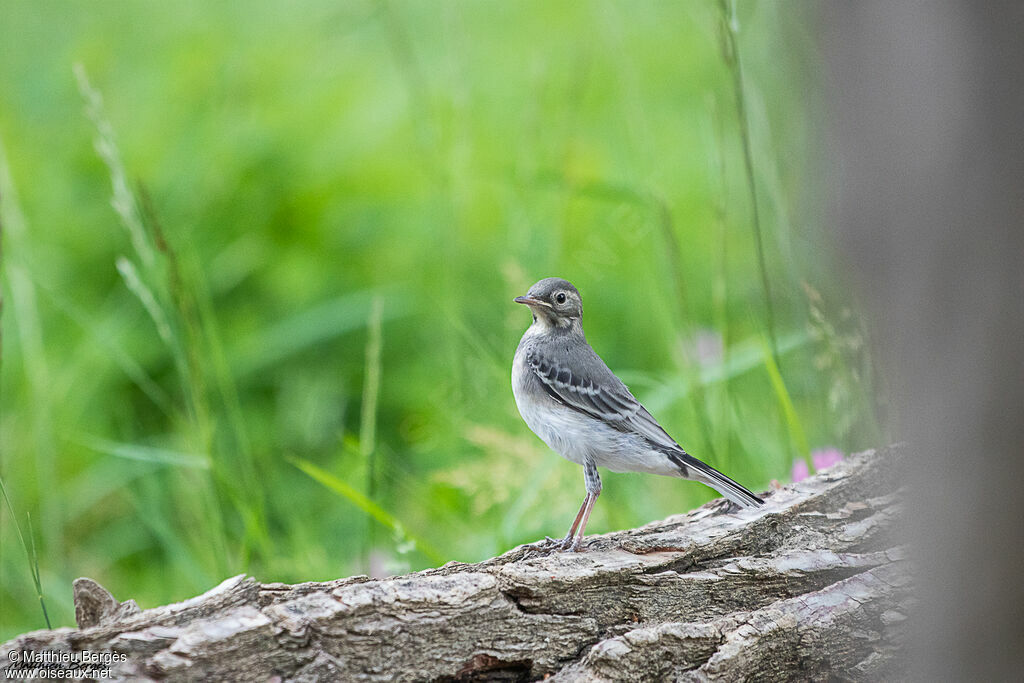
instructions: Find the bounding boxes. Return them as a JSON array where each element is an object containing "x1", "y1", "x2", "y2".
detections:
[{"x1": 514, "y1": 277, "x2": 583, "y2": 328}]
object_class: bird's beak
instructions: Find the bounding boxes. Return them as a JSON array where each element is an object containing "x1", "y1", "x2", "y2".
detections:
[{"x1": 514, "y1": 295, "x2": 549, "y2": 308}]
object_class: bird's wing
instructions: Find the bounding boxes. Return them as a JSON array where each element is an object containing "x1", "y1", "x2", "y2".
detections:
[
  {"x1": 527, "y1": 342, "x2": 765, "y2": 508},
  {"x1": 525, "y1": 345, "x2": 681, "y2": 453}
]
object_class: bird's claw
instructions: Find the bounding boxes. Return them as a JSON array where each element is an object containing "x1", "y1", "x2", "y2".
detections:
[
  {"x1": 540, "y1": 534, "x2": 586, "y2": 552},
  {"x1": 566, "y1": 537, "x2": 585, "y2": 552},
  {"x1": 520, "y1": 534, "x2": 584, "y2": 556}
]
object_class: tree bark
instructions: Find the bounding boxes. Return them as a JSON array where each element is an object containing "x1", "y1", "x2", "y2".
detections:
[{"x1": 1, "y1": 446, "x2": 907, "y2": 681}]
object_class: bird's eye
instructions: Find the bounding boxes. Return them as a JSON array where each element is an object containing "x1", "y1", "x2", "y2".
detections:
[{"x1": 555, "y1": 292, "x2": 567, "y2": 304}]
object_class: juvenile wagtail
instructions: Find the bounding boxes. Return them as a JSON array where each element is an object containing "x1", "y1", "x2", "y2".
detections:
[{"x1": 512, "y1": 277, "x2": 764, "y2": 551}]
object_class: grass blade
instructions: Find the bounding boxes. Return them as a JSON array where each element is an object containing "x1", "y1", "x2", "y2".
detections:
[
  {"x1": 361, "y1": 296, "x2": 383, "y2": 553},
  {"x1": 288, "y1": 457, "x2": 444, "y2": 565},
  {"x1": 78, "y1": 435, "x2": 211, "y2": 469},
  {"x1": 232, "y1": 290, "x2": 407, "y2": 378},
  {"x1": 0, "y1": 475, "x2": 51, "y2": 629},
  {"x1": 115, "y1": 256, "x2": 175, "y2": 348},
  {"x1": 760, "y1": 338, "x2": 811, "y2": 471},
  {"x1": 717, "y1": 0, "x2": 780, "y2": 370},
  {"x1": 74, "y1": 63, "x2": 154, "y2": 268},
  {"x1": 25, "y1": 513, "x2": 52, "y2": 629},
  {"x1": 623, "y1": 330, "x2": 810, "y2": 413}
]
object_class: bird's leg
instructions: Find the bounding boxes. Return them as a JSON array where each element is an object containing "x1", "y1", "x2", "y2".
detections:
[
  {"x1": 549, "y1": 493, "x2": 591, "y2": 549},
  {"x1": 567, "y1": 491, "x2": 600, "y2": 551},
  {"x1": 567, "y1": 462, "x2": 602, "y2": 552}
]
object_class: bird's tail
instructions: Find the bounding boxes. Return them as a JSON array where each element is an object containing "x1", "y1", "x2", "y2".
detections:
[{"x1": 669, "y1": 451, "x2": 764, "y2": 509}]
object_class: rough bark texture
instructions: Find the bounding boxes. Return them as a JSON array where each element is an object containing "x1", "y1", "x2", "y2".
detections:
[{"x1": 1, "y1": 446, "x2": 907, "y2": 681}]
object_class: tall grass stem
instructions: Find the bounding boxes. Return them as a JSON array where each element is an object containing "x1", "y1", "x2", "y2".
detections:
[
  {"x1": 361, "y1": 297, "x2": 383, "y2": 554},
  {"x1": 718, "y1": 0, "x2": 780, "y2": 371},
  {"x1": 0, "y1": 476, "x2": 51, "y2": 629}
]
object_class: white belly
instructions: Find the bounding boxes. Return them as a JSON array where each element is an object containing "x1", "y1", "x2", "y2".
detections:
[
  {"x1": 513, "y1": 381, "x2": 593, "y2": 466},
  {"x1": 511, "y1": 348, "x2": 676, "y2": 476}
]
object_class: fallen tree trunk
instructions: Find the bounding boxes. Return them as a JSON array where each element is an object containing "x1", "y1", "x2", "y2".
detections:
[{"x1": 1, "y1": 446, "x2": 908, "y2": 681}]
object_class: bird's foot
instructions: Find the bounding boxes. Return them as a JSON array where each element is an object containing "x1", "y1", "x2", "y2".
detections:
[
  {"x1": 519, "y1": 537, "x2": 560, "y2": 559},
  {"x1": 523, "y1": 533, "x2": 583, "y2": 555},
  {"x1": 543, "y1": 535, "x2": 569, "y2": 549},
  {"x1": 565, "y1": 536, "x2": 587, "y2": 552},
  {"x1": 541, "y1": 534, "x2": 586, "y2": 552}
]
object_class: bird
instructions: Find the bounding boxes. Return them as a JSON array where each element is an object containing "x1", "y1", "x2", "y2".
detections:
[{"x1": 511, "y1": 277, "x2": 764, "y2": 551}]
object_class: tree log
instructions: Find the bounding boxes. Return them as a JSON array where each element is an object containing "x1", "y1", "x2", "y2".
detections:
[{"x1": 0, "y1": 446, "x2": 907, "y2": 681}]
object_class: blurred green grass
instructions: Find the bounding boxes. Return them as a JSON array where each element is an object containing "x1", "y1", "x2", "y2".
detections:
[{"x1": 0, "y1": 1, "x2": 882, "y2": 639}]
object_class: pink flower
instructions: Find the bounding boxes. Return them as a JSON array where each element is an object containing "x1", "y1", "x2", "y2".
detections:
[
  {"x1": 812, "y1": 448, "x2": 844, "y2": 471},
  {"x1": 791, "y1": 448, "x2": 844, "y2": 482},
  {"x1": 791, "y1": 459, "x2": 810, "y2": 482}
]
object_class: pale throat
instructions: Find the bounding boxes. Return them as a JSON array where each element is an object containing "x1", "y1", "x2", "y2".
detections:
[{"x1": 528, "y1": 311, "x2": 582, "y2": 335}]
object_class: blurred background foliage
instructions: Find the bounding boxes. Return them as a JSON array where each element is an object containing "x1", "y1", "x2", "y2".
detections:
[{"x1": 0, "y1": 0, "x2": 882, "y2": 639}]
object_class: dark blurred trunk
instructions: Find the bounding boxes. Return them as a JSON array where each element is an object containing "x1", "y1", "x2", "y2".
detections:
[{"x1": 822, "y1": 2, "x2": 1024, "y2": 679}]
